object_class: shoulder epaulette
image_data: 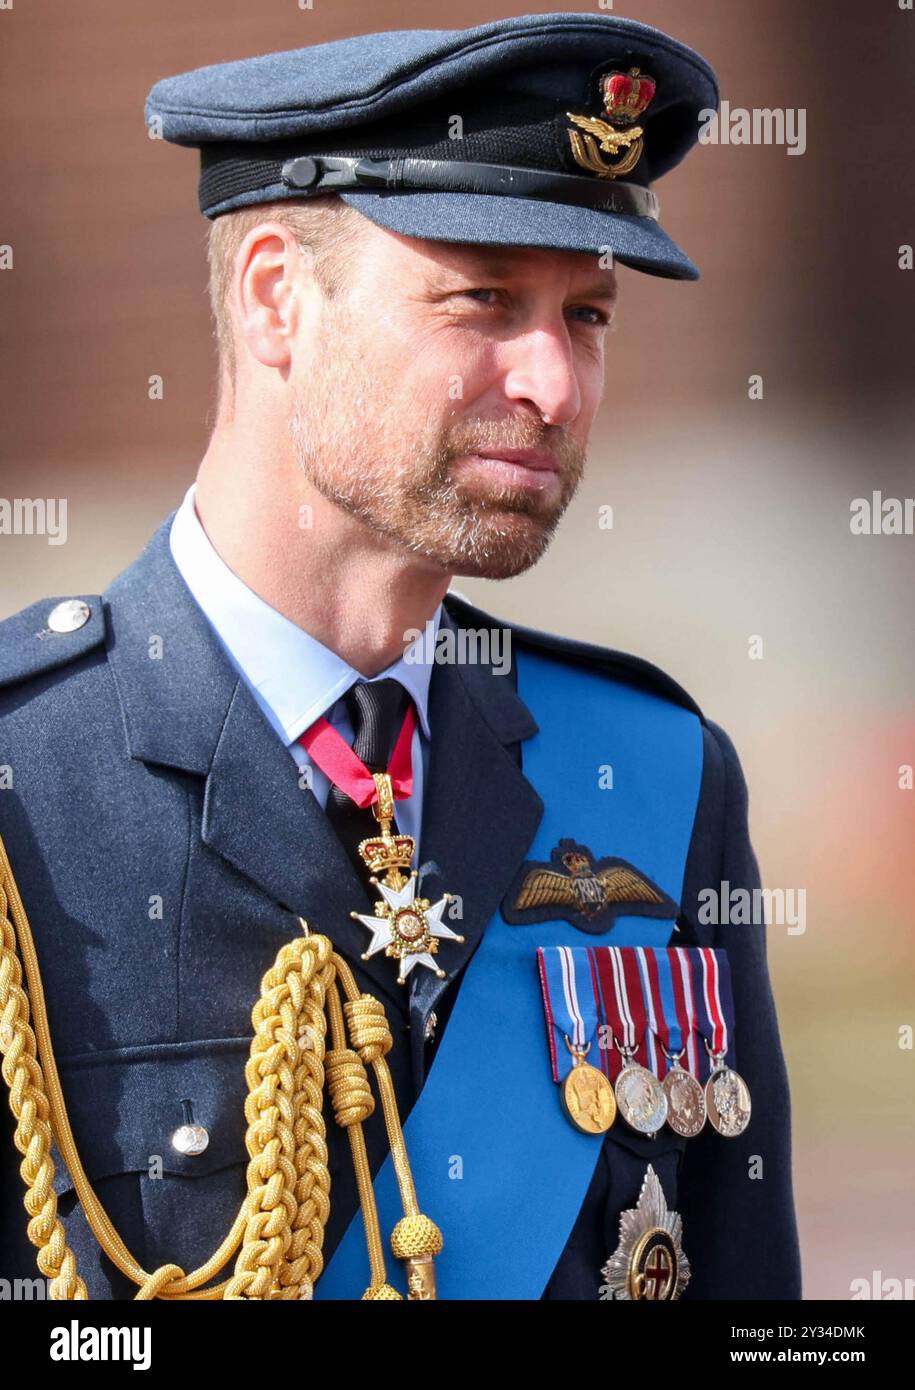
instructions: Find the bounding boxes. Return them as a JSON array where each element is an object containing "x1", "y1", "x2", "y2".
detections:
[{"x1": 0, "y1": 595, "x2": 106, "y2": 690}]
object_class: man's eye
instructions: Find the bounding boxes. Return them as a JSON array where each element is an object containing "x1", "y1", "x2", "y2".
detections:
[
  {"x1": 456, "y1": 290, "x2": 610, "y2": 326},
  {"x1": 458, "y1": 288, "x2": 500, "y2": 305},
  {"x1": 569, "y1": 306, "x2": 611, "y2": 327}
]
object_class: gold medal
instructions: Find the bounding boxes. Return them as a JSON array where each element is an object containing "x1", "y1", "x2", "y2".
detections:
[
  {"x1": 560, "y1": 1036, "x2": 617, "y2": 1135},
  {"x1": 349, "y1": 772, "x2": 464, "y2": 984}
]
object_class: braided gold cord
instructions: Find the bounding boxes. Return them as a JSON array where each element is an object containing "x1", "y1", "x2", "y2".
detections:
[
  {"x1": 0, "y1": 832, "x2": 438, "y2": 1299},
  {"x1": 0, "y1": 877, "x2": 86, "y2": 1299},
  {"x1": 225, "y1": 936, "x2": 334, "y2": 1299},
  {"x1": 274, "y1": 964, "x2": 334, "y2": 1299}
]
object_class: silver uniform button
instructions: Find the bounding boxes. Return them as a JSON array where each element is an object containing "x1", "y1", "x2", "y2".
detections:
[
  {"x1": 171, "y1": 1123, "x2": 209, "y2": 1156},
  {"x1": 47, "y1": 599, "x2": 91, "y2": 633},
  {"x1": 424, "y1": 1011, "x2": 438, "y2": 1043}
]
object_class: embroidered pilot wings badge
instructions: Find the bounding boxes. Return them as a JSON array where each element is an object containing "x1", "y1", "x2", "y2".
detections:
[{"x1": 502, "y1": 838, "x2": 679, "y2": 935}]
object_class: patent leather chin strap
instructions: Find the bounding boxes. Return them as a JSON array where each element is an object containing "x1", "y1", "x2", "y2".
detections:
[{"x1": 279, "y1": 153, "x2": 661, "y2": 218}]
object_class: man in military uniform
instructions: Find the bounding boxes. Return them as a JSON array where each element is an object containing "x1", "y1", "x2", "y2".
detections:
[{"x1": 0, "y1": 12, "x2": 801, "y2": 1299}]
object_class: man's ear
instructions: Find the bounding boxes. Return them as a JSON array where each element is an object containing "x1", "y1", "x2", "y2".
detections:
[{"x1": 233, "y1": 221, "x2": 312, "y2": 372}]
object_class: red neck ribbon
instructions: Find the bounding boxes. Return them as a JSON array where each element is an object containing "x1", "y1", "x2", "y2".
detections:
[{"x1": 297, "y1": 700, "x2": 416, "y2": 809}]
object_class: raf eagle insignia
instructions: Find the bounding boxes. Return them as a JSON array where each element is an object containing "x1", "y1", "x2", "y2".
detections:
[
  {"x1": 565, "y1": 66, "x2": 656, "y2": 179},
  {"x1": 502, "y1": 839, "x2": 679, "y2": 935}
]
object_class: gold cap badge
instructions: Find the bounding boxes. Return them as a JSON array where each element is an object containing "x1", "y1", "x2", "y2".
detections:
[{"x1": 566, "y1": 66, "x2": 656, "y2": 179}]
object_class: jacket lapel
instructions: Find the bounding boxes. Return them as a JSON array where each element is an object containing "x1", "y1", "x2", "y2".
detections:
[{"x1": 200, "y1": 675, "x2": 401, "y2": 1000}]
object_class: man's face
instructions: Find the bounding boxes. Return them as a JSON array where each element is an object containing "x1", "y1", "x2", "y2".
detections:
[{"x1": 288, "y1": 217, "x2": 616, "y2": 580}]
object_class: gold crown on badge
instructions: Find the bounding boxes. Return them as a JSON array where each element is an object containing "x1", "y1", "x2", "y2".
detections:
[{"x1": 358, "y1": 831, "x2": 416, "y2": 876}]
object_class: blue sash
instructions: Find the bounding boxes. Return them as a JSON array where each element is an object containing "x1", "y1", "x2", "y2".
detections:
[{"x1": 315, "y1": 645, "x2": 703, "y2": 1299}]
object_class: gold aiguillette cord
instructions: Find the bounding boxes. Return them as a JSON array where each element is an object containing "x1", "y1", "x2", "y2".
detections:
[{"x1": 0, "y1": 830, "x2": 442, "y2": 1299}]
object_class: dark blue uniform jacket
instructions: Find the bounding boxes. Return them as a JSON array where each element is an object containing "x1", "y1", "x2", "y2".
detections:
[{"x1": 0, "y1": 513, "x2": 802, "y2": 1299}]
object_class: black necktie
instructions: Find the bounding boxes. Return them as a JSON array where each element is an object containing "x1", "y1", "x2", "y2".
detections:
[{"x1": 324, "y1": 677, "x2": 410, "y2": 883}]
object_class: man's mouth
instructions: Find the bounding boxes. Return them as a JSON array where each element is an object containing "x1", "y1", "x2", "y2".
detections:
[
  {"x1": 470, "y1": 447, "x2": 559, "y2": 472},
  {"x1": 455, "y1": 448, "x2": 561, "y2": 489}
]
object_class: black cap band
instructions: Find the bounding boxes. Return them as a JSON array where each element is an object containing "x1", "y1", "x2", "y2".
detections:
[{"x1": 199, "y1": 148, "x2": 659, "y2": 221}]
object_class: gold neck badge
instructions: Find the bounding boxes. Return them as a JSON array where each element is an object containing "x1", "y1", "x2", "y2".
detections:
[{"x1": 349, "y1": 772, "x2": 464, "y2": 985}]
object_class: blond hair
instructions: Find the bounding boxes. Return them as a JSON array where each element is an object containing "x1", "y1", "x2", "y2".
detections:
[{"x1": 206, "y1": 194, "x2": 368, "y2": 405}]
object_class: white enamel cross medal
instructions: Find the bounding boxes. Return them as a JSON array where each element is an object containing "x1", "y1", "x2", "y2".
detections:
[{"x1": 350, "y1": 772, "x2": 464, "y2": 984}]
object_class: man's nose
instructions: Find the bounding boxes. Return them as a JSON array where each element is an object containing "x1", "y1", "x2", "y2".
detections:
[{"x1": 498, "y1": 325, "x2": 584, "y2": 427}]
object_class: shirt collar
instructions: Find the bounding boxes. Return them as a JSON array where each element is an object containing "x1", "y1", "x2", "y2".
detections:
[{"x1": 168, "y1": 481, "x2": 441, "y2": 746}]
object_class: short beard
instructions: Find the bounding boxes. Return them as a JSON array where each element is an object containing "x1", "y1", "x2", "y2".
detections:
[{"x1": 288, "y1": 317, "x2": 587, "y2": 579}]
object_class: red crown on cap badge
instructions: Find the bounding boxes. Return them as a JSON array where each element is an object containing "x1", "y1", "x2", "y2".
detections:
[{"x1": 600, "y1": 67, "x2": 656, "y2": 125}]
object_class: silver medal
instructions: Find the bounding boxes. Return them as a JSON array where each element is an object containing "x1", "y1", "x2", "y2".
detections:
[
  {"x1": 662, "y1": 1060, "x2": 707, "y2": 1137},
  {"x1": 615, "y1": 1059, "x2": 668, "y2": 1135}
]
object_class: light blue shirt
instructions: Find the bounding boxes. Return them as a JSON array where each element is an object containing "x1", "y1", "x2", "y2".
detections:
[{"x1": 168, "y1": 481, "x2": 441, "y2": 855}]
